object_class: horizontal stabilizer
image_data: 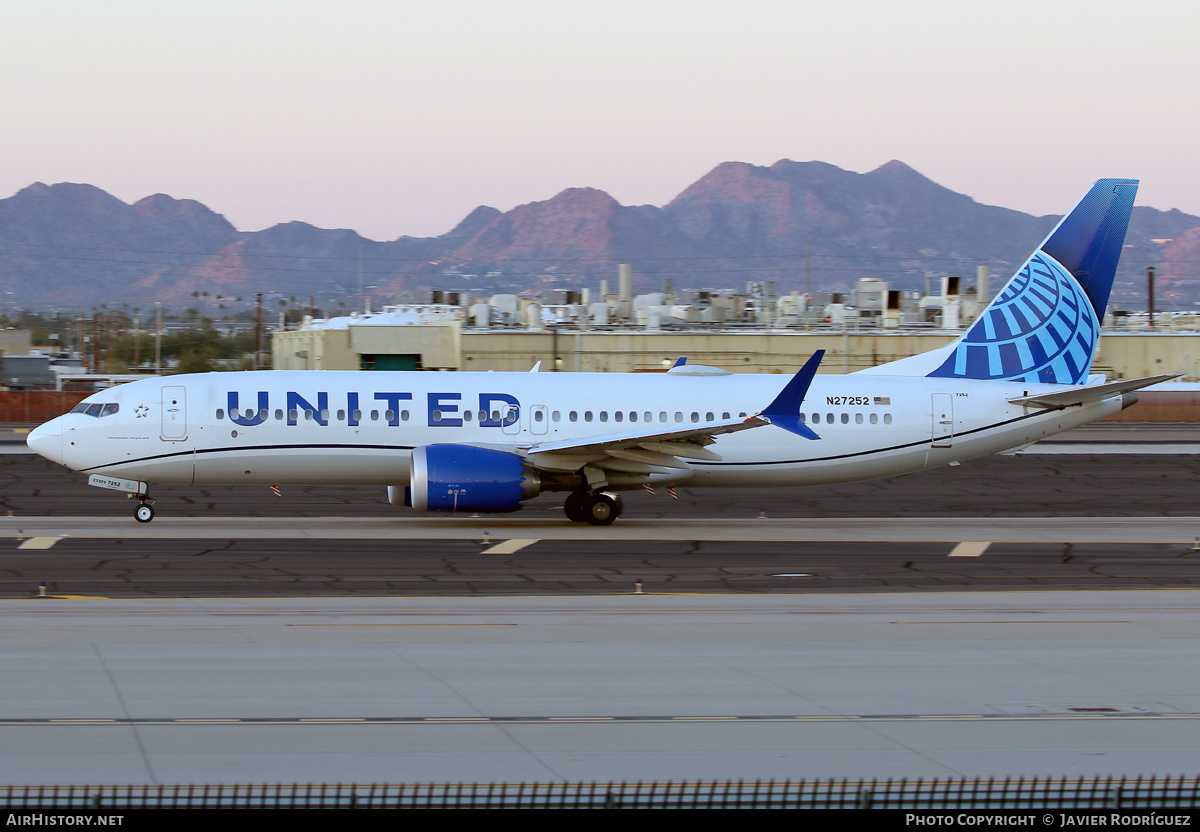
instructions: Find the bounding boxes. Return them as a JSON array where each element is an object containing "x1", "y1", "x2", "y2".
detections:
[{"x1": 1007, "y1": 374, "x2": 1181, "y2": 409}]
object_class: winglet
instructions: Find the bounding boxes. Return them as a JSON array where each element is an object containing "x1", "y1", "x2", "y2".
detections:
[
  {"x1": 760, "y1": 350, "x2": 824, "y2": 439},
  {"x1": 672, "y1": 357, "x2": 687, "y2": 367}
]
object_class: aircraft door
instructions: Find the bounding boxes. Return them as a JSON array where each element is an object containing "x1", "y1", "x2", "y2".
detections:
[
  {"x1": 161, "y1": 385, "x2": 188, "y2": 441},
  {"x1": 931, "y1": 393, "x2": 953, "y2": 448}
]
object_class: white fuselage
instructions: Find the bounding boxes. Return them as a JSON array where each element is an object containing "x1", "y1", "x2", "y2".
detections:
[{"x1": 29, "y1": 370, "x2": 1122, "y2": 493}]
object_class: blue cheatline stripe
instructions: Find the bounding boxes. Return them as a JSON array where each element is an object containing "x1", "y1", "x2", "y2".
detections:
[
  {"x1": 80, "y1": 443, "x2": 418, "y2": 473},
  {"x1": 694, "y1": 409, "x2": 1049, "y2": 467}
]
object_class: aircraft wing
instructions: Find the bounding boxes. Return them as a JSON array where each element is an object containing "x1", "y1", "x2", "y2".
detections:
[
  {"x1": 523, "y1": 351, "x2": 825, "y2": 475},
  {"x1": 525, "y1": 416, "x2": 769, "y2": 471},
  {"x1": 1007, "y1": 374, "x2": 1181, "y2": 409}
]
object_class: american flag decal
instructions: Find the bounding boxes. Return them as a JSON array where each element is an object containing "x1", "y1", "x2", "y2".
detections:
[
  {"x1": 270, "y1": 484, "x2": 282, "y2": 498},
  {"x1": 873, "y1": 397, "x2": 891, "y2": 405}
]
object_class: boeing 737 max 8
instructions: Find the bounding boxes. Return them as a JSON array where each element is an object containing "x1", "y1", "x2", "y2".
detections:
[{"x1": 26, "y1": 179, "x2": 1174, "y2": 525}]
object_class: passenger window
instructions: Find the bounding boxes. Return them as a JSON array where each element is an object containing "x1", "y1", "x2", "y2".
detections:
[
  {"x1": 674, "y1": 412, "x2": 683, "y2": 423},
  {"x1": 690, "y1": 412, "x2": 699, "y2": 423},
  {"x1": 722, "y1": 412, "x2": 730, "y2": 420},
  {"x1": 385, "y1": 409, "x2": 395, "y2": 422},
  {"x1": 552, "y1": 411, "x2": 561, "y2": 422},
  {"x1": 811, "y1": 413, "x2": 819, "y2": 423},
  {"x1": 491, "y1": 410, "x2": 501, "y2": 422},
  {"x1": 584, "y1": 411, "x2": 593, "y2": 422},
  {"x1": 463, "y1": 410, "x2": 473, "y2": 422},
  {"x1": 855, "y1": 413, "x2": 863, "y2": 424},
  {"x1": 628, "y1": 411, "x2": 637, "y2": 423},
  {"x1": 659, "y1": 412, "x2": 667, "y2": 422},
  {"x1": 705, "y1": 412, "x2": 714, "y2": 421},
  {"x1": 337, "y1": 409, "x2": 345, "y2": 421},
  {"x1": 275, "y1": 409, "x2": 284, "y2": 421},
  {"x1": 825, "y1": 413, "x2": 834, "y2": 424},
  {"x1": 613, "y1": 411, "x2": 622, "y2": 423},
  {"x1": 370, "y1": 410, "x2": 379, "y2": 421},
  {"x1": 304, "y1": 409, "x2": 314, "y2": 421},
  {"x1": 600, "y1": 411, "x2": 608, "y2": 423},
  {"x1": 352, "y1": 409, "x2": 362, "y2": 421},
  {"x1": 288, "y1": 409, "x2": 298, "y2": 422},
  {"x1": 870, "y1": 413, "x2": 878, "y2": 424},
  {"x1": 840, "y1": 413, "x2": 849, "y2": 424},
  {"x1": 216, "y1": 409, "x2": 224, "y2": 420},
  {"x1": 569, "y1": 411, "x2": 578, "y2": 422},
  {"x1": 431, "y1": 410, "x2": 441, "y2": 422},
  {"x1": 534, "y1": 410, "x2": 544, "y2": 422},
  {"x1": 401, "y1": 410, "x2": 410, "y2": 421},
  {"x1": 799, "y1": 413, "x2": 807, "y2": 424},
  {"x1": 259, "y1": 409, "x2": 268, "y2": 420},
  {"x1": 884, "y1": 413, "x2": 893, "y2": 425}
]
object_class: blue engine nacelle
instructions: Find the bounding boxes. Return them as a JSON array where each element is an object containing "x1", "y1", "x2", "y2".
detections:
[{"x1": 408, "y1": 444, "x2": 541, "y2": 513}]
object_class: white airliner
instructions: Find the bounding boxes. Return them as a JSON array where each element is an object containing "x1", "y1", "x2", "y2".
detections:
[{"x1": 27, "y1": 179, "x2": 1174, "y2": 525}]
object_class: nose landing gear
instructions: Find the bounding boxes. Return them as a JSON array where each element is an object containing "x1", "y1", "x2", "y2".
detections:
[
  {"x1": 563, "y1": 491, "x2": 622, "y2": 526},
  {"x1": 130, "y1": 493, "x2": 156, "y2": 523}
]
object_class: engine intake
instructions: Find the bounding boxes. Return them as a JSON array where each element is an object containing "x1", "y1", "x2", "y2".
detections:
[{"x1": 409, "y1": 444, "x2": 540, "y2": 513}]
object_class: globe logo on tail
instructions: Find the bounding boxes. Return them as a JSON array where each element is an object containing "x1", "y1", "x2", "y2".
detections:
[{"x1": 929, "y1": 252, "x2": 1098, "y2": 385}]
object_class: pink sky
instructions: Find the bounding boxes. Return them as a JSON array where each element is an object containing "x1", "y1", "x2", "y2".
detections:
[{"x1": 4, "y1": 1, "x2": 1198, "y2": 239}]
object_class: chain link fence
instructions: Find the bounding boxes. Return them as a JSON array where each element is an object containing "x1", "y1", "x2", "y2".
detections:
[{"x1": 1, "y1": 776, "x2": 1198, "y2": 809}]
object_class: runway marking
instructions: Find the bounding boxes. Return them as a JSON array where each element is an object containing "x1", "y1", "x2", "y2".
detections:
[
  {"x1": 287, "y1": 623, "x2": 516, "y2": 627},
  {"x1": 482, "y1": 538, "x2": 539, "y2": 555},
  {"x1": 48, "y1": 719, "x2": 116, "y2": 724},
  {"x1": 7, "y1": 712, "x2": 1200, "y2": 727},
  {"x1": 36, "y1": 595, "x2": 110, "y2": 601},
  {"x1": 17, "y1": 536, "x2": 63, "y2": 549},
  {"x1": 892, "y1": 620, "x2": 1129, "y2": 625},
  {"x1": 949, "y1": 541, "x2": 991, "y2": 558}
]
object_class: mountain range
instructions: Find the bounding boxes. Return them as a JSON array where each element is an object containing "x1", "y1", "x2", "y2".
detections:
[{"x1": 2, "y1": 160, "x2": 1198, "y2": 312}]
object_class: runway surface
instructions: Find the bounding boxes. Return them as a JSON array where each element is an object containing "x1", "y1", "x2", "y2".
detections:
[
  {"x1": 3, "y1": 591, "x2": 1198, "y2": 784},
  {"x1": 1, "y1": 452, "x2": 1199, "y2": 596},
  {"x1": 1, "y1": 437, "x2": 1197, "y2": 785}
]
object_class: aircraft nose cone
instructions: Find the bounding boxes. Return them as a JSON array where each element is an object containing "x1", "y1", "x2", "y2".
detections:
[{"x1": 26, "y1": 420, "x2": 63, "y2": 465}]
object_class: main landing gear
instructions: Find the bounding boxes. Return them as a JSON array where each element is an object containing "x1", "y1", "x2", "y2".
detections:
[
  {"x1": 563, "y1": 491, "x2": 623, "y2": 526},
  {"x1": 131, "y1": 493, "x2": 156, "y2": 523}
]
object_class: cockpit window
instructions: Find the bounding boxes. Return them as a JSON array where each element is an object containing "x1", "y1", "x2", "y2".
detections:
[{"x1": 70, "y1": 402, "x2": 119, "y2": 418}]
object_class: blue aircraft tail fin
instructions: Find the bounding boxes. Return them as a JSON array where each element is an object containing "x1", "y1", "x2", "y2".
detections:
[
  {"x1": 1041, "y1": 179, "x2": 1138, "y2": 320},
  {"x1": 923, "y1": 179, "x2": 1138, "y2": 385}
]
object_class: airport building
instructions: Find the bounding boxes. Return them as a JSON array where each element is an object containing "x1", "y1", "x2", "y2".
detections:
[{"x1": 272, "y1": 292, "x2": 1200, "y2": 382}]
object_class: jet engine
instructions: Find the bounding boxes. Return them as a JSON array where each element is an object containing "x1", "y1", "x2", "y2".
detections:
[{"x1": 407, "y1": 444, "x2": 541, "y2": 513}]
